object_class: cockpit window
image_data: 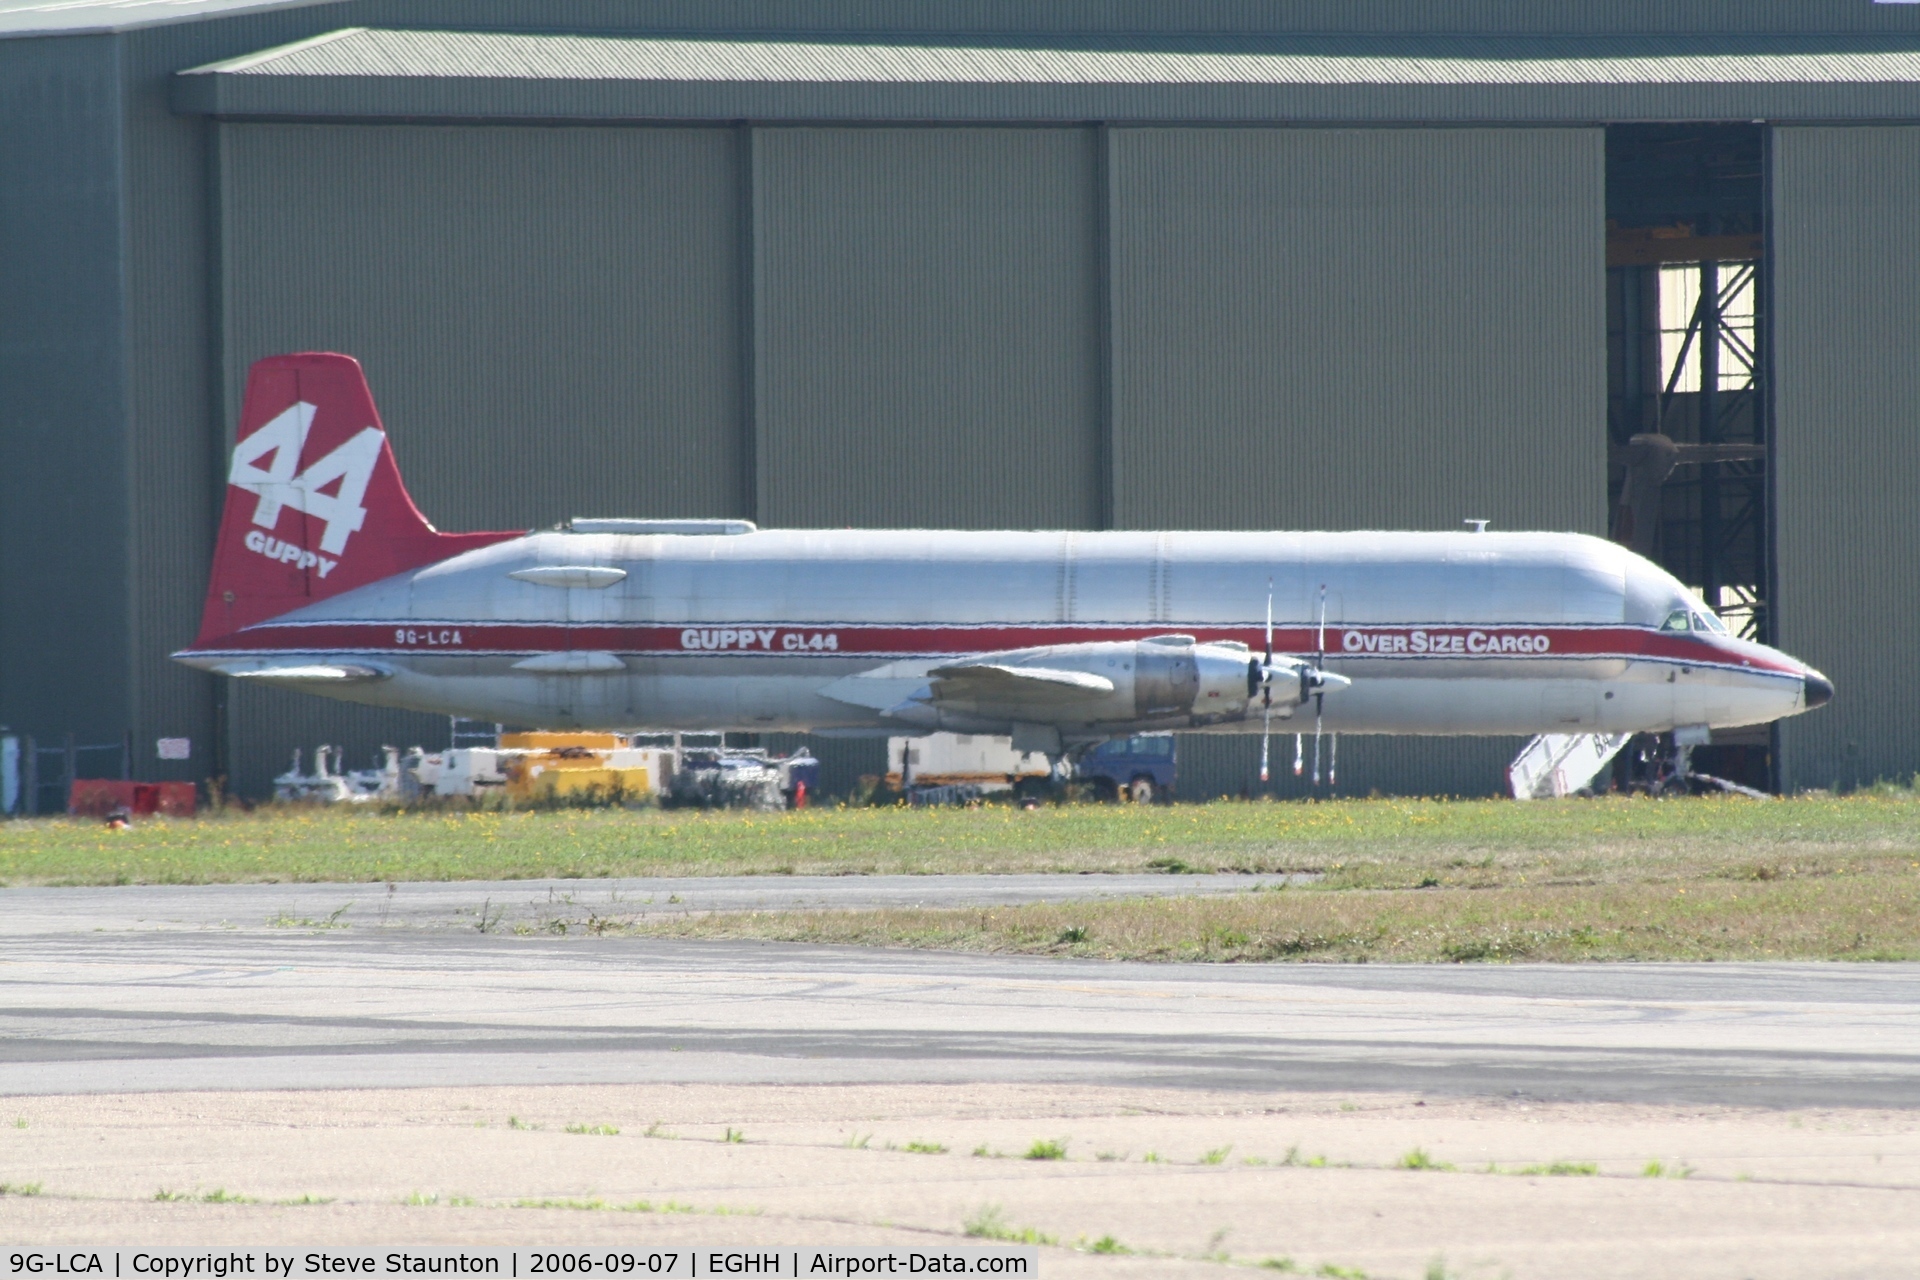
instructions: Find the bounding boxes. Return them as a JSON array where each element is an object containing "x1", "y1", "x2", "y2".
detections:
[
  {"x1": 1694, "y1": 610, "x2": 1728, "y2": 635},
  {"x1": 1660, "y1": 609, "x2": 1692, "y2": 632}
]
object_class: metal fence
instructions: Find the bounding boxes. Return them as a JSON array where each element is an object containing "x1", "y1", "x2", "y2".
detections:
[{"x1": 0, "y1": 731, "x2": 132, "y2": 816}]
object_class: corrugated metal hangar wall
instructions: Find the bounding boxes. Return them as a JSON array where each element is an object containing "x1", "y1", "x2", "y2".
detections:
[
  {"x1": 1772, "y1": 127, "x2": 1920, "y2": 793},
  {"x1": 214, "y1": 119, "x2": 1601, "y2": 797},
  {"x1": 5, "y1": 0, "x2": 1920, "y2": 802}
]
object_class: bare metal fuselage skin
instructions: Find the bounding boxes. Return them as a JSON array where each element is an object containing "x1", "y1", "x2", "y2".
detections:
[{"x1": 177, "y1": 528, "x2": 1821, "y2": 741}]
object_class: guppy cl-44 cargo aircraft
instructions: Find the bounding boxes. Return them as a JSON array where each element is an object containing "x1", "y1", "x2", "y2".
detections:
[{"x1": 175, "y1": 354, "x2": 1831, "y2": 780}]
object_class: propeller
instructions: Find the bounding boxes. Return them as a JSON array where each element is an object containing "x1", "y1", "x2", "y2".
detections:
[
  {"x1": 1312, "y1": 584, "x2": 1326, "y2": 786},
  {"x1": 1248, "y1": 579, "x2": 1349, "y2": 790},
  {"x1": 1258, "y1": 579, "x2": 1274, "y2": 783}
]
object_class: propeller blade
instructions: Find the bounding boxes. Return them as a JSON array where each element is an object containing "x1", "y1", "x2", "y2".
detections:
[
  {"x1": 1293, "y1": 731, "x2": 1304, "y2": 777},
  {"x1": 1264, "y1": 577, "x2": 1274, "y2": 667},
  {"x1": 1312, "y1": 584, "x2": 1335, "y2": 788},
  {"x1": 1329, "y1": 733, "x2": 1338, "y2": 789},
  {"x1": 1312, "y1": 692, "x2": 1324, "y2": 786},
  {"x1": 1259, "y1": 704, "x2": 1271, "y2": 783},
  {"x1": 1316, "y1": 583, "x2": 1327, "y2": 666}
]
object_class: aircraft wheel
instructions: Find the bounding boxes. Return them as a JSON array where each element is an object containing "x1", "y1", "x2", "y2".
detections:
[{"x1": 1012, "y1": 777, "x2": 1051, "y2": 809}]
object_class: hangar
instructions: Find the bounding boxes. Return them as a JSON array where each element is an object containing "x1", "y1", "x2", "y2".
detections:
[{"x1": 3, "y1": 0, "x2": 1918, "y2": 800}]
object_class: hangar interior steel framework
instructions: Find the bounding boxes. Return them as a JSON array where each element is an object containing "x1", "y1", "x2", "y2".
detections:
[
  {"x1": 4, "y1": 1, "x2": 1920, "y2": 801},
  {"x1": 1606, "y1": 123, "x2": 1772, "y2": 787}
]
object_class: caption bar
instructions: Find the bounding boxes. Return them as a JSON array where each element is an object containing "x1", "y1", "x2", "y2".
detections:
[{"x1": 4, "y1": 1252, "x2": 1035, "y2": 1278}]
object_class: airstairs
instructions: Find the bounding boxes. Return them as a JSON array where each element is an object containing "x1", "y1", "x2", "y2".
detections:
[{"x1": 1507, "y1": 732, "x2": 1633, "y2": 800}]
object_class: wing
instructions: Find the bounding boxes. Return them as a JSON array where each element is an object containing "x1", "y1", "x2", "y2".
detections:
[
  {"x1": 926, "y1": 664, "x2": 1114, "y2": 700},
  {"x1": 817, "y1": 655, "x2": 1117, "y2": 721}
]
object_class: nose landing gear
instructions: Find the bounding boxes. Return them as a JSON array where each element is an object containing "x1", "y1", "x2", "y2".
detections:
[{"x1": 1613, "y1": 731, "x2": 1773, "y2": 798}]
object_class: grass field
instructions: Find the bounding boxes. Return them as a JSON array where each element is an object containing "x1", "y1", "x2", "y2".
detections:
[
  {"x1": 626, "y1": 873, "x2": 1920, "y2": 962},
  {"x1": 5, "y1": 794, "x2": 1917, "y2": 961}
]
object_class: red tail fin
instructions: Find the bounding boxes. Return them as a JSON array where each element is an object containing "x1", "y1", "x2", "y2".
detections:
[{"x1": 193, "y1": 354, "x2": 517, "y2": 646}]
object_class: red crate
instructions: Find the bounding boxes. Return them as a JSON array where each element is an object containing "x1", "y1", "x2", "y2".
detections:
[{"x1": 68, "y1": 779, "x2": 197, "y2": 818}]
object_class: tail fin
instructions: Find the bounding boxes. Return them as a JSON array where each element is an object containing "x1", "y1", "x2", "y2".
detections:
[{"x1": 192, "y1": 353, "x2": 517, "y2": 646}]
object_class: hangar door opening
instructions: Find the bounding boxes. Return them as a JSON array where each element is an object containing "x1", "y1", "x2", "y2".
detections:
[{"x1": 1605, "y1": 124, "x2": 1771, "y2": 790}]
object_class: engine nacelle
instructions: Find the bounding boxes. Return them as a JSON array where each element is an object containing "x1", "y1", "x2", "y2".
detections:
[
  {"x1": 1190, "y1": 641, "x2": 1266, "y2": 725},
  {"x1": 922, "y1": 636, "x2": 1268, "y2": 730}
]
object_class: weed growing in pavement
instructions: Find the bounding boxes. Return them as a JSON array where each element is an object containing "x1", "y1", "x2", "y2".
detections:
[
  {"x1": 200, "y1": 1188, "x2": 253, "y2": 1204},
  {"x1": 1507, "y1": 1161, "x2": 1597, "y2": 1176},
  {"x1": 904, "y1": 1141, "x2": 947, "y2": 1154},
  {"x1": 643, "y1": 1121, "x2": 672, "y2": 1139},
  {"x1": 1056, "y1": 926, "x2": 1089, "y2": 944},
  {"x1": 0, "y1": 1182, "x2": 42, "y2": 1196},
  {"x1": 524, "y1": 1199, "x2": 710, "y2": 1215},
  {"x1": 1315, "y1": 1265, "x2": 1369, "y2": 1279},
  {"x1": 1396, "y1": 1148, "x2": 1454, "y2": 1172},
  {"x1": 1425, "y1": 1261, "x2": 1459, "y2": 1280},
  {"x1": 1024, "y1": 1138, "x2": 1067, "y2": 1161},
  {"x1": 722, "y1": 1128, "x2": 745, "y2": 1144},
  {"x1": 11, "y1": 1118, "x2": 25, "y2": 1129},
  {"x1": 507, "y1": 1116, "x2": 535, "y2": 1131},
  {"x1": 152, "y1": 1189, "x2": 190, "y2": 1202},
  {"x1": 278, "y1": 1195, "x2": 333, "y2": 1206},
  {"x1": 844, "y1": 1132, "x2": 872, "y2": 1149},
  {"x1": 971, "y1": 1144, "x2": 994, "y2": 1158},
  {"x1": 1259, "y1": 1260, "x2": 1299, "y2": 1273},
  {"x1": 963, "y1": 1205, "x2": 1056, "y2": 1246},
  {"x1": 268, "y1": 904, "x2": 350, "y2": 930},
  {"x1": 400, "y1": 1192, "x2": 475, "y2": 1207},
  {"x1": 1095, "y1": 1150, "x2": 1126, "y2": 1162},
  {"x1": 1083, "y1": 1236, "x2": 1130, "y2": 1255},
  {"x1": 564, "y1": 1124, "x2": 619, "y2": 1136},
  {"x1": 1141, "y1": 1150, "x2": 1161, "y2": 1163},
  {"x1": 1200, "y1": 1145, "x2": 1233, "y2": 1165},
  {"x1": 1642, "y1": 1160, "x2": 1694, "y2": 1178}
]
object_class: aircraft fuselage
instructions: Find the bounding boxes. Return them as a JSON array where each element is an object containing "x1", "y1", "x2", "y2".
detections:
[{"x1": 179, "y1": 527, "x2": 1823, "y2": 742}]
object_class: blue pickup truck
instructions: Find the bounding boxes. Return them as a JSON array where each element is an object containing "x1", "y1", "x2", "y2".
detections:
[{"x1": 1074, "y1": 734, "x2": 1177, "y2": 803}]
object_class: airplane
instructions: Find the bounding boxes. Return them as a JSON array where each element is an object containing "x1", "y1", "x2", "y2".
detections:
[{"x1": 174, "y1": 353, "x2": 1832, "y2": 785}]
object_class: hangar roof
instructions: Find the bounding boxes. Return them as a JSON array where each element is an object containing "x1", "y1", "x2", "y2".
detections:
[
  {"x1": 176, "y1": 25, "x2": 1920, "y2": 122},
  {"x1": 13, "y1": 0, "x2": 1920, "y2": 39},
  {"x1": 0, "y1": 0, "x2": 326, "y2": 36}
]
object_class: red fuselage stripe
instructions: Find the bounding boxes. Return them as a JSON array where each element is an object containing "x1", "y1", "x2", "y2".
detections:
[{"x1": 182, "y1": 621, "x2": 1804, "y2": 678}]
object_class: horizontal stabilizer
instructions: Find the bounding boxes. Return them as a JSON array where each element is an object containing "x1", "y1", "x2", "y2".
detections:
[{"x1": 214, "y1": 660, "x2": 389, "y2": 683}]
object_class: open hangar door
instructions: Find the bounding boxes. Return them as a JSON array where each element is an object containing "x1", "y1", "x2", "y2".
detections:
[
  {"x1": 1605, "y1": 123, "x2": 1773, "y2": 792},
  {"x1": 1109, "y1": 127, "x2": 1607, "y2": 799},
  {"x1": 1770, "y1": 127, "x2": 1920, "y2": 793},
  {"x1": 215, "y1": 122, "x2": 748, "y2": 796}
]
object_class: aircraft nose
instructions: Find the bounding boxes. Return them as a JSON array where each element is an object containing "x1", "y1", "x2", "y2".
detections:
[{"x1": 1802, "y1": 669, "x2": 1834, "y2": 710}]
